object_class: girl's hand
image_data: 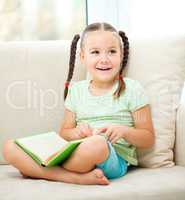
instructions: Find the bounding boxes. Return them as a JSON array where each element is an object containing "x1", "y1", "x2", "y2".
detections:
[
  {"x1": 93, "y1": 124, "x2": 129, "y2": 144},
  {"x1": 75, "y1": 123, "x2": 93, "y2": 139}
]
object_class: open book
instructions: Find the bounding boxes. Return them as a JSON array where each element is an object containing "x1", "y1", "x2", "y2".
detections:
[{"x1": 14, "y1": 132, "x2": 84, "y2": 167}]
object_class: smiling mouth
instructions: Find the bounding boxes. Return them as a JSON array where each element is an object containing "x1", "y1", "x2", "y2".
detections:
[{"x1": 96, "y1": 67, "x2": 112, "y2": 71}]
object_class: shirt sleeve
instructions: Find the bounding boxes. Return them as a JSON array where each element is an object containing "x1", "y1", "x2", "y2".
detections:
[
  {"x1": 64, "y1": 83, "x2": 76, "y2": 113},
  {"x1": 129, "y1": 80, "x2": 149, "y2": 112}
]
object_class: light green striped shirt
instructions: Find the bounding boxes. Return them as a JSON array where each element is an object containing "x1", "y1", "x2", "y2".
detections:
[{"x1": 64, "y1": 78, "x2": 149, "y2": 165}]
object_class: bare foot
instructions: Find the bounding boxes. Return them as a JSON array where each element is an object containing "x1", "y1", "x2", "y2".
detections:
[
  {"x1": 20, "y1": 171, "x2": 28, "y2": 178},
  {"x1": 78, "y1": 168, "x2": 110, "y2": 185}
]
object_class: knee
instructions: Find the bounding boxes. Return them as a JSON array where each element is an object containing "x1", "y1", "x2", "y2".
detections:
[
  {"x1": 82, "y1": 135, "x2": 109, "y2": 162},
  {"x1": 2, "y1": 139, "x2": 15, "y2": 163}
]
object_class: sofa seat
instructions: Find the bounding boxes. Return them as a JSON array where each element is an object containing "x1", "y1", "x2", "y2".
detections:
[{"x1": 1, "y1": 165, "x2": 185, "y2": 200}]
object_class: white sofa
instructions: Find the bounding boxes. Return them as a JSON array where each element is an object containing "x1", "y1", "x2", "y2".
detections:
[{"x1": 0, "y1": 37, "x2": 185, "y2": 200}]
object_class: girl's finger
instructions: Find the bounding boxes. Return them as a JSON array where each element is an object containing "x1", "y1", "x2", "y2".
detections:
[
  {"x1": 81, "y1": 124, "x2": 92, "y2": 136},
  {"x1": 99, "y1": 127, "x2": 107, "y2": 133},
  {"x1": 109, "y1": 132, "x2": 116, "y2": 142},
  {"x1": 76, "y1": 131, "x2": 85, "y2": 138},
  {"x1": 78, "y1": 124, "x2": 88, "y2": 136},
  {"x1": 110, "y1": 136, "x2": 119, "y2": 144},
  {"x1": 93, "y1": 127, "x2": 107, "y2": 135},
  {"x1": 92, "y1": 129, "x2": 99, "y2": 135},
  {"x1": 105, "y1": 128, "x2": 112, "y2": 140},
  {"x1": 86, "y1": 125, "x2": 93, "y2": 135}
]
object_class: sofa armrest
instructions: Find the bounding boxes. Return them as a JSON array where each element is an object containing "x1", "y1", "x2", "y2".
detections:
[{"x1": 175, "y1": 86, "x2": 185, "y2": 166}]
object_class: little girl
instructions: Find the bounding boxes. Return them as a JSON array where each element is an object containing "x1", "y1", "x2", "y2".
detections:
[{"x1": 3, "y1": 22, "x2": 154, "y2": 185}]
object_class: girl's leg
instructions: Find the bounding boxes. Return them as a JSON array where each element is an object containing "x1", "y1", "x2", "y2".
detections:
[
  {"x1": 2, "y1": 139, "x2": 109, "y2": 185},
  {"x1": 62, "y1": 135, "x2": 109, "y2": 173}
]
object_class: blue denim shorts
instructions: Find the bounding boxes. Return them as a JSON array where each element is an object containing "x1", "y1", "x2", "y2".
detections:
[{"x1": 96, "y1": 141, "x2": 128, "y2": 179}]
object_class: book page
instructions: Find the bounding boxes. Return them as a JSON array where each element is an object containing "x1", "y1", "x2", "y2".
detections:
[{"x1": 16, "y1": 132, "x2": 68, "y2": 161}]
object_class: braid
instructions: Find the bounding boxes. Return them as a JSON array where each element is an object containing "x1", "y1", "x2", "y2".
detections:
[
  {"x1": 113, "y1": 31, "x2": 129, "y2": 99},
  {"x1": 119, "y1": 31, "x2": 129, "y2": 73},
  {"x1": 64, "y1": 34, "x2": 80, "y2": 100}
]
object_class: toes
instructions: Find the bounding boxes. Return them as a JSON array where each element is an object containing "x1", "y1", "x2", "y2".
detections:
[
  {"x1": 94, "y1": 168, "x2": 110, "y2": 185},
  {"x1": 100, "y1": 177, "x2": 110, "y2": 185},
  {"x1": 94, "y1": 168, "x2": 104, "y2": 178}
]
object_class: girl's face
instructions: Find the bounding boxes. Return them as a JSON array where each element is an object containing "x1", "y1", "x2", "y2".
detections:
[{"x1": 80, "y1": 30, "x2": 122, "y2": 84}]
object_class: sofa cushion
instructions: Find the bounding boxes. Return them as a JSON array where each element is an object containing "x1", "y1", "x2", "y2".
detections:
[
  {"x1": 125, "y1": 36, "x2": 185, "y2": 167},
  {"x1": 1, "y1": 165, "x2": 185, "y2": 200}
]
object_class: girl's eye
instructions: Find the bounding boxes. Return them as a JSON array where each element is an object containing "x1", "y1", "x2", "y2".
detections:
[
  {"x1": 91, "y1": 50, "x2": 99, "y2": 54},
  {"x1": 110, "y1": 49, "x2": 117, "y2": 54}
]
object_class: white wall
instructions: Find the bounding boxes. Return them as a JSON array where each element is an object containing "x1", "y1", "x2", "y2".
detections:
[
  {"x1": 87, "y1": 0, "x2": 119, "y2": 28},
  {"x1": 87, "y1": 0, "x2": 185, "y2": 38},
  {"x1": 128, "y1": 0, "x2": 185, "y2": 38},
  {"x1": 87, "y1": 0, "x2": 131, "y2": 33}
]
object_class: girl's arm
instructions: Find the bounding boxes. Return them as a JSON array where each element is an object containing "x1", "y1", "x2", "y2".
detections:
[
  {"x1": 59, "y1": 108, "x2": 79, "y2": 141},
  {"x1": 124, "y1": 105, "x2": 155, "y2": 148},
  {"x1": 93, "y1": 105, "x2": 155, "y2": 148},
  {"x1": 59, "y1": 108, "x2": 93, "y2": 141}
]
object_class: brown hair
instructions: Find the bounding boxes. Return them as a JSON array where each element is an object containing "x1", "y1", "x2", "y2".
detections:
[{"x1": 64, "y1": 22, "x2": 129, "y2": 100}]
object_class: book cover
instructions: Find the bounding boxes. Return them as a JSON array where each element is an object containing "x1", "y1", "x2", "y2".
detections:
[{"x1": 14, "y1": 132, "x2": 84, "y2": 167}]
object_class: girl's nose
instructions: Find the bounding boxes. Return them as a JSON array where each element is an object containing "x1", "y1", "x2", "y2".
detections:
[{"x1": 100, "y1": 53, "x2": 109, "y2": 63}]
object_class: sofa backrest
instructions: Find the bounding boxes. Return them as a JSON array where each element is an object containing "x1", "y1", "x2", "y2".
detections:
[
  {"x1": 0, "y1": 36, "x2": 185, "y2": 167},
  {"x1": 126, "y1": 36, "x2": 185, "y2": 167},
  {"x1": 0, "y1": 41, "x2": 86, "y2": 164}
]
